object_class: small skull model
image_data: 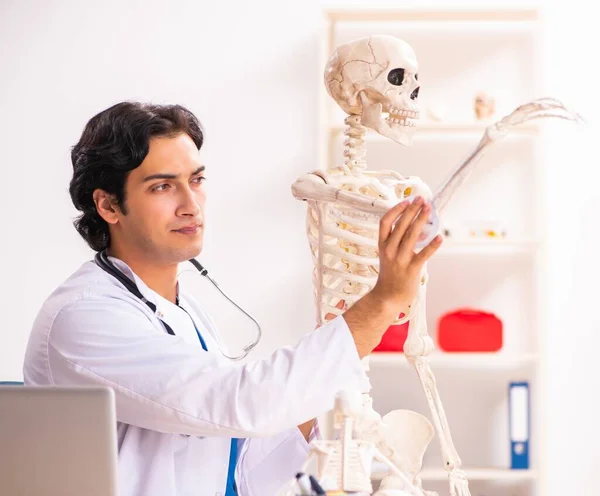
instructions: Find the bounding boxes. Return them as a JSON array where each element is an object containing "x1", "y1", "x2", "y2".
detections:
[{"x1": 474, "y1": 92, "x2": 495, "y2": 120}]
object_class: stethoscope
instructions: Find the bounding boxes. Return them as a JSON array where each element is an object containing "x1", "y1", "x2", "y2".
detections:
[{"x1": 94, "y1": 250, "x2": 262, "y2": 361}]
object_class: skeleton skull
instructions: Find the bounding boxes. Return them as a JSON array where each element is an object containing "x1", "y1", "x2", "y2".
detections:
[{"x1": 324, "y1": 35, "x2": 420, "y2": 145}]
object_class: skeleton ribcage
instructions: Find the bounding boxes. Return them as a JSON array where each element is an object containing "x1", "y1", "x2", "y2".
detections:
[
  {"x1": 305, "y1": 172, "x2": 432, "y2": 325},
  {"x1": 307, "y1": 200, "x2": 379, "y2": 323}
]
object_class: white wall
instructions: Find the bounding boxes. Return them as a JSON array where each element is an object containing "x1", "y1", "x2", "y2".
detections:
[
  {"x1": 0, "y1": 0, "x2": 329, "y2": 374},
  {"x1": 1, "y1": 0, "x2": 598, "y2": 494},
  {"x1": 538, "y1": 3, "x2": 600, "y2": 494}
]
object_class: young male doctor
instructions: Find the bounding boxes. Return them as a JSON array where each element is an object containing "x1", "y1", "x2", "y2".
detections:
[{"x1": 23, "y1": 102, "x2": 442, "y2": 496}]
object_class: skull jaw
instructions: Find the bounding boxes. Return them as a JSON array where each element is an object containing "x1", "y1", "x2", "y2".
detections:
[{"x1": 360, "y1": 97, "x2": 417, "y2": 147}]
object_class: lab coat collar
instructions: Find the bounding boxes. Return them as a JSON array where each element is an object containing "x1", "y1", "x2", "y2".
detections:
[
  {"x1": 106, "y1": 255, "x2": 180, "y2": 319},
  {"x1": 102, "y1": 256, "x2": 219, "y2": 350}
]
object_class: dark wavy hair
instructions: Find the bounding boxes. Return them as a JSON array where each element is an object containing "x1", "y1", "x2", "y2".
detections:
[{"x1": 69, "y1": 101, "x2": 204, "y2": 251}]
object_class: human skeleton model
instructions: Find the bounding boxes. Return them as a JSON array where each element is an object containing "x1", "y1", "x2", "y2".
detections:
[{"x1": 290, "y1": 35, "x2": 582, "y2": 496}]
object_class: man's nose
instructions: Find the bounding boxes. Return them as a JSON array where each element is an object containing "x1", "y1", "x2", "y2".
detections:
[{"x1": 179, "y1": 187, "x2": 201, "y2": 216}]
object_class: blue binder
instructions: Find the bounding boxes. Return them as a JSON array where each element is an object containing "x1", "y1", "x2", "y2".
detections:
[{"x1": 509, "y1": 381, "x2": 530, "y2": 469}]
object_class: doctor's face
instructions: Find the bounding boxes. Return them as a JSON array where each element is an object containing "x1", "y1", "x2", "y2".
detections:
[{"x1": 115, "y1": 133, "x2": 207, "y2": 264}]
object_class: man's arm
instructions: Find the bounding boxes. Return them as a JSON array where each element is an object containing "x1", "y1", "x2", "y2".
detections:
[{"x1": 45, "y1": 296, "x2": 368, "y2": 439}]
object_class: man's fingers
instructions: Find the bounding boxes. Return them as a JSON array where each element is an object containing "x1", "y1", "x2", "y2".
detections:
[
  {"x1": 399, "y1": 202, "x2": 432, "y2": 253},
  {"x1": 412, "y1": 234, "x2": 444, "y2": 266},
  {"x1": 379, "y1": 200, "x2": 410, "y2": 246},
  {"x1": 387, "y1": 196, "x2": 425, "y2": 249}
]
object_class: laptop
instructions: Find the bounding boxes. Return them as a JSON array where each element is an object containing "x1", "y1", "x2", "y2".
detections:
[{"x1": 0, "y1": 386, "x2": 119, "y2": 496}]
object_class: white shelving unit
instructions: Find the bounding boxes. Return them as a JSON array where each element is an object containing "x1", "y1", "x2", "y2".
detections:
[
  {"x1": 371, "y1": 465, "x2": 539, "y2": 482},
  {"x1": 368, "y1": 351, "x2": 539, "y2": 369},
  {"x1": 437, "y1": 239, "x2": 539, "y2": 257},
  {"x1": 319, "y1": 8, "x2": 544, "y2": 496}
]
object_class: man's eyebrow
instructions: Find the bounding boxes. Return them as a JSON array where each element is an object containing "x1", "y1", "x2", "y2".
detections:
[{"x1": 142, "y1": 165, "x2": 205, "y2": 183}]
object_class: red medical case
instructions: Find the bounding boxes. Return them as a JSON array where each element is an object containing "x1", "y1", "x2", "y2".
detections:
[{"x1": 437, "y1": 308, "x2": 503, "y2": 352}]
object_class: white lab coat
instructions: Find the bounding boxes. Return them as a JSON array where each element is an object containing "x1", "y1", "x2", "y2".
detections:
[{"x1": 23, "y1": 257, "x2": 369, "y2": 496}]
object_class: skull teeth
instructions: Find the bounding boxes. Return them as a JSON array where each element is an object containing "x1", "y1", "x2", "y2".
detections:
[
  {"x1": 385, "y1": 116, "x2": 416, "y2": 127},
  {"x1": 388, "y1": 107, "x2": 419, "y2": 119}
]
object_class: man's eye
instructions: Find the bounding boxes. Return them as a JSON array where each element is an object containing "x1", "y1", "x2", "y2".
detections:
[
  {"x1": 192, "y1": 176, "x2": 206, "y2": 184},
  {"x1": 152, "y1": 183, "x2": 170, "y2": 192}
]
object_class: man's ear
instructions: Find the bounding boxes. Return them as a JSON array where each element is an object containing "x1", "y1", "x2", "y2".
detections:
[{"x1": 92, "y1": 189, "x2": 121, "y2": 225}]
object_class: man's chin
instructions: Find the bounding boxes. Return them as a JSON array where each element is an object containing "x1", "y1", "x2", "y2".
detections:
[
  {"x1": 157, "y1": 241, "x2": 203, "y2": 265},
  {"x1": 186, "y1": 244, "x2": 203, "y2": 260},
  {"x1": 178, "y1": 243, "x2": 203, "y2": 262}
]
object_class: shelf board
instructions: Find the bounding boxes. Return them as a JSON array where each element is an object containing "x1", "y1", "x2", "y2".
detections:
[
  {"x1": 334, "y1": 21, "x2": 537, "y2": 34},
  {"x1": 330, "y1": 121, "x2": 539, "y2": 138},
  {"x1": 326, "y1": 9, "x2": 539, "y2": 23},
  {"x1": 437, "y1": 239, "x2": 538, "y2": 256},
  {"x1": 371, "y1": 466, "x2": 538, "y2": 481},
  {"x1": 367, "y1": 352, "x2": 539, "y2": 369}
]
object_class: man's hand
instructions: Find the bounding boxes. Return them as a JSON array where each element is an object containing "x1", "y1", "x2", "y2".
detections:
[
  {"x1": 343, "y1": 196, "x2": 442, "y2": 358},
  {"x1": 372, "y1": 196, "x2": 441, "y2": 308}
]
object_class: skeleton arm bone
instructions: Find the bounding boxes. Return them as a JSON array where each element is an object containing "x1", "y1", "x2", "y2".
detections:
[
  {"x1": 296, "y1": 98, "x2": 584, "y2": 256},
  {"x1": 292, "y1": 172, "x2": 397, "y2": 215},
  {"x1": 403, "y1": 282, "x2": 471, "y2": 496},
  {"x1": 432, "y1": 135, "x2": 490, "y2": 215},
  {"x1": 292, "y1": 172, "x2": 432, "y2": 215},
  {"x1": 433, "y1": 97, "x2": 584, "y2": 214},
  {"x1": 293, "y1": 171, "x2": 439, "y2": 255}
]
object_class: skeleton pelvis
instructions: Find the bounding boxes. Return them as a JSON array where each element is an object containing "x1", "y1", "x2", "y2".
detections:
[{"x1": 378, "y1": 409, "x2": 434, "y2": 481}]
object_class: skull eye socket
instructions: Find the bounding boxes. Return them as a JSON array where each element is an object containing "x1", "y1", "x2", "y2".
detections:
[{"x1": 387, "y1": 68, "x2": 405, "y2": 86}]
